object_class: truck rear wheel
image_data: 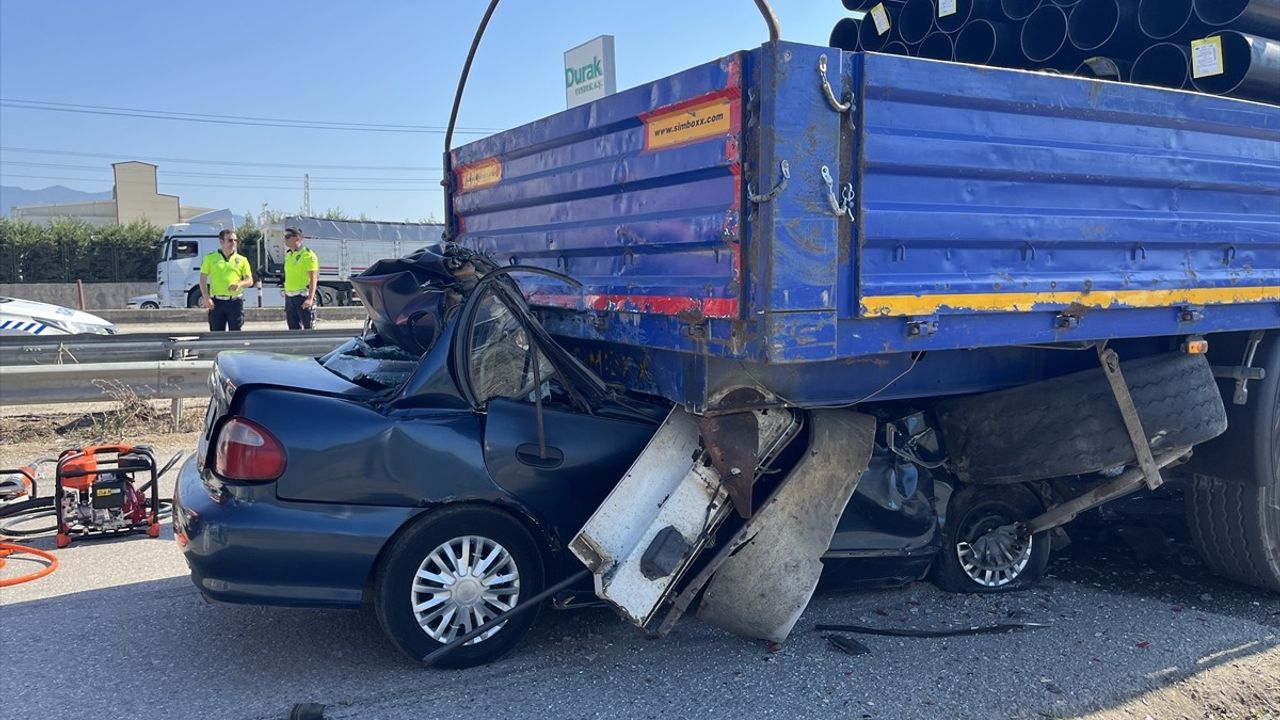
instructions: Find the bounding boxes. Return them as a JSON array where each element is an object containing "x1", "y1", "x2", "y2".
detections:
[
  {"x1": 1186, "y1": 332, "x2": 1280, "y2": 592},
  {"x1": 936, "y1": 352, "x2": 1227, "y2": 485}
]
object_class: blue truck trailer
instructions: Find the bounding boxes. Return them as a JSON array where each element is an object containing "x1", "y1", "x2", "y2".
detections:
[
  {"x1": 168, "y1": 20, "x2": 1280, "y2": 668},
  {"x1": 448, "y1": 41, "x2": 1280, "y2": 642}
]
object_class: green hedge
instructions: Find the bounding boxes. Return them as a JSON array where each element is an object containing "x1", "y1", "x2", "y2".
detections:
[{"x1": 0, "y1": 218, "x2": 165, "y2": 283}]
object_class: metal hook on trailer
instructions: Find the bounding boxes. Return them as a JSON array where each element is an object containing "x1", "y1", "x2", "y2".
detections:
[
  {"x1": 818, "y1": 55, "x2": 852, "y2": 113},
  {"x1": 821, "y1": 166, "x2": 855, "y2": 221},
  {"x1": 748, "y1": 160, "x2": 790, "y2": 204}
]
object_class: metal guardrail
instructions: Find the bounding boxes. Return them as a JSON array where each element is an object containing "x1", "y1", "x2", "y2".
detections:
[
  {"x1": 0, "y1": 329, "x2": 355, "y2": 366},
  {"x1": 95, "y1": 307, "x2": 370, "y2": 323},
  {"x1": 0, "y1": 361, "x2": 215, "y2": 405}
]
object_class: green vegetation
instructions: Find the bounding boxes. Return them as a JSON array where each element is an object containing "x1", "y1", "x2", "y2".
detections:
[{"x1": 0, "y1": 217, "x2": 162, "y2": 283}]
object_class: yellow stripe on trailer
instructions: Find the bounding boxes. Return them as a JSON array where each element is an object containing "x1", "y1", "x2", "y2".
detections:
[{"x1": 860, "y1": 286, "x2": 1280, "y2": 317}]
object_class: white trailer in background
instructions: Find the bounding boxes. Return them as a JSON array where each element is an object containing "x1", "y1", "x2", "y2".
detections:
[{"x1": 155, "y1": 213, "x2": 444, "y2": 308}]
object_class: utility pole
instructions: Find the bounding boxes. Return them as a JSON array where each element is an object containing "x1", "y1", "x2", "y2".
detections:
[{"x1": 303, "y1": 173, "x2": 311, "y2": 216}]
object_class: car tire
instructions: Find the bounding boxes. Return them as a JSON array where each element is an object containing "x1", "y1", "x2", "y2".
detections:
[
  {"x1": 186, "y1": 287, "x2": 203, "y2": 308},
  {"x1": 929, "y1": 484, "x2": 1051, "y2": 594},
  {"x1": 1186, "y1": 332, "x2": 1280, "y2": 592},
  {"x1": 373, "y1": 505, "x2": 545, "y2": 668},
  {"x1": 142, "y1": 301, "x2": 159, "y2": 310},
  {"x1": 935, "y1": 352, "x2": 1227, "y2": 484}
]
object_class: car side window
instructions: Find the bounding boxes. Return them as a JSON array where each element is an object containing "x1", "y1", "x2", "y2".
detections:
[
  {"x1": 467, "y1": 288, "x2": 558, "y2": 405},
  {"x1": 173, "y1": 240, "x2": 199, "y2": 259}
]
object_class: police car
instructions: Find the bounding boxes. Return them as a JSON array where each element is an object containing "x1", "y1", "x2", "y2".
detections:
[{"x1": 0, "y1": 296, "x2": 117, "y2": 336}]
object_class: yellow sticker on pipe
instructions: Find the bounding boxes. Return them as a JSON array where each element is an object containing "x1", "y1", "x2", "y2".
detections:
[
  {"x1": 870, "y1": 3, "x2": 891, "y2": 35},
  {"x1": 1191, "y1": 36, "x2": 1225, "y2": 79}
]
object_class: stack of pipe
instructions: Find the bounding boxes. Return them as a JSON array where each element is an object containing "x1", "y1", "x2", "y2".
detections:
[{"x1": 828, "y1": 0, "x2": 1280, "y2": 105}]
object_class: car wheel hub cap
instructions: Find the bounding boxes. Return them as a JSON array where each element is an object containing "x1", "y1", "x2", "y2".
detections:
[
  {"x1": 956, "y1": 521, "x2": 1033, "y2": 588},
  {"x1": 412, "y1": 535, "x2": 520, "y2": 646}
]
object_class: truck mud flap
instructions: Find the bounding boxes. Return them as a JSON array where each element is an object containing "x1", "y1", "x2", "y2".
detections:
[
  {"x1": 696, "y1": 410, "x2": 876, "y2": 643},
  {"x1": 569, "y1": 406, "x2": 800, "y2": 629}
]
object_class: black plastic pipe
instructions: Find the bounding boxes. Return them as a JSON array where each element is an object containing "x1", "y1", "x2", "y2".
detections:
[
  {"x1": 956, "y1": 19, "x2": 1025, "y2": 65},
  {"x1": 1194, "y1": 0, "x2": 1280, "y2": 38},
  {"x1": 843, "y1": 0, "x2": 906, "y2": 10},
  {"x1": 1067, "y1": 0, "x2": 1142, "y2": 55},
  {"x1": 1001, "y1": 0, "x2": 1042, "y2": 21},
  {"x1": 1075, "y1": 56, "x2": 1132, "y2": 81},
  {"x1": 1131, "y1": 42, "x2": 1192, "y2": 89},
  {"x1": 1190, "y1": 31, "x2": 1280, "y2": 104},
  {"x1": 936, "y1": 0, "x2": 1001, "y2": 33},
  {"x1": 897, "y1": 0, "x2": 937, "y2": 45},
  {"x1": 860, "y1": 3, "x2": 899, "y2": 50},
  {"x1": 830, "y1": 17, "x2": 861, "y2": 50},
  {"x1": 882, "y1": 40, "x2": 915, "y2": 55},
  {"x1": 1022, "y1": 4, "x2": 1072, "y2": 64},
  {"x1": 1138, "y1": 0, "x2": 1209, "y2": 40},
  {"x1": 918, "y1": 30, "x2": 957, "y2": 59}
]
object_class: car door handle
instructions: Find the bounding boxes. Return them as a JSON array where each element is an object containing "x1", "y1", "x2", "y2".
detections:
[{"x1": 516, "y1": 444, "x2": 564, "y2": 469}]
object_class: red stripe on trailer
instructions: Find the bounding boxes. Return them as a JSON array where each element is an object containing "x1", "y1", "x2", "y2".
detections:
[{"x1": 528, "y1": 292, "x2": 739, "y2": 319}]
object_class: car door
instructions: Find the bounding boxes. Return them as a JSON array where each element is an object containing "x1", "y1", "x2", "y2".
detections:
[{"x1": 461, "y1": 283, "x2": 659, "y2": 538}]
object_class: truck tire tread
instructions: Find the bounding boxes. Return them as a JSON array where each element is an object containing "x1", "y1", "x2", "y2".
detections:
[
  {"x1": 1185, "y1": 330, "x2": 1280, "y2": 593},
  {"x1": 1186, "y1": 474, "x2": 1280, "y2": 592}
]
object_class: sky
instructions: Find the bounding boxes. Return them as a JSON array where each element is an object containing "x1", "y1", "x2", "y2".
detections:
[{"x1": 0, "y1": 1, "x2": 842, "y2": 223}]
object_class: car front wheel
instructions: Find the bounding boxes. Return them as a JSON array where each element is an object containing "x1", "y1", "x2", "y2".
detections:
[
  {"x1": 373, "y1": 505, "x2": 545, "y2": 668},
  {"x1": 930, "y1": 484, "x2": 1051, "y2": 593}
]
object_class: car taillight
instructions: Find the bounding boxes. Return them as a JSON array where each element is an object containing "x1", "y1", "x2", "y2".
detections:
[{"x1": 214, "y1": 417, "x2": 286, "y2": 481}]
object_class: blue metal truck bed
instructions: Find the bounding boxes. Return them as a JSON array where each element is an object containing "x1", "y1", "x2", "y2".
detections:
[{"x1": 451, "y1": 43, "x2": 1280, "y2": 408}]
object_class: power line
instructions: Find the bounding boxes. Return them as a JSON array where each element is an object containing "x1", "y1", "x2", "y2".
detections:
[
  {"x1": 1, "y1": 146, "x2": 442, "y2": 171},
  {"x1": 0, "y1": 98, "x2": 504, "y2": 135}
]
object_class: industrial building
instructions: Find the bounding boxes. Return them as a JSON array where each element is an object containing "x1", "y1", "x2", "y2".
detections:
[{"x1": 9, "y1": 161, "x2": 212, "y2": 226}]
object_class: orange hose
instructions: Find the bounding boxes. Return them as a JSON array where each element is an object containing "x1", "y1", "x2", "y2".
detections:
[{"x1": 0, "y1": 542, "x2": 59, "y2": 587}]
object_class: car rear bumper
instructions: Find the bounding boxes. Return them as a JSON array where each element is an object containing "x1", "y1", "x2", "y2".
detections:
[{"x1": 172, "y1": 455, "x2": 421, "y2": 608}]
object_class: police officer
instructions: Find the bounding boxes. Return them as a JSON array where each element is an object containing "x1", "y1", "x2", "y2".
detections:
[
  {"x1": 199, "y1": 229, "x2": 253, "y2": 332},
  {"x1": 282, "y1": 227, "x2": 319, "y2": 330}
]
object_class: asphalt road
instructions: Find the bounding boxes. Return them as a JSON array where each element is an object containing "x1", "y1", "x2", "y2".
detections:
[{"x1": 2, "y1": 457, "x2": 1277, "y2": 720}]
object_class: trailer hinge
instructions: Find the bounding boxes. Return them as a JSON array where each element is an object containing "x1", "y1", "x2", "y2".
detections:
[
  {"x1": 1054, "y1": 313, "x2": 1081, "y2": 330},
  {"x1": 906, "y1": 316, "x2": 938, "y2": 338}
]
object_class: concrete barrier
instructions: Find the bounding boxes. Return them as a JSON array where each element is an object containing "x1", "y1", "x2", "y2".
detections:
[{"x1": 0, "y1": 282, "x2": 154, "y2": 309}]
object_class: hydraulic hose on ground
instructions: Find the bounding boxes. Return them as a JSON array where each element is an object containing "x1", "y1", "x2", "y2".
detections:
[{"x1": 0, "y1": 542, "x2": 59, "y2": 587}]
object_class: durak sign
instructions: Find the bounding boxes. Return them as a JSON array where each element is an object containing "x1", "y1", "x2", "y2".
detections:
[{"x1": 564, "y1": 35, "x2": 616, "y2": 109}]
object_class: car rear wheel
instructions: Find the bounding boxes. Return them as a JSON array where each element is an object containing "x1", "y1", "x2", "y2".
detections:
[
  {"x1": 930, "y1": 485, "x2": 1051, "y2": 593},
  {"x1": 373, "y1": 505, "x2": 545, "y2": 668}
]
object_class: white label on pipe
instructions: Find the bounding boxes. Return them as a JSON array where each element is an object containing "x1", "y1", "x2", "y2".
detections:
[
  {"x1": 938, "y1": 0, "x2": 958, "y2": 18},
  {"x1": 1191, "y1": 36, "x2": 1225, "y2": 79},
  {"x1": 870, "y1": 3, "x2": 891, "y2": 35}
]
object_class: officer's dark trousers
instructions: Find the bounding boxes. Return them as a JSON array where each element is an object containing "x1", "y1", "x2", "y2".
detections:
[
  {"x1": 209, "y1": 298, "x2": 245, "y2": 332},
  {"x1": 286, "y1": 296, "x2": 314, "y2": 330}
]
